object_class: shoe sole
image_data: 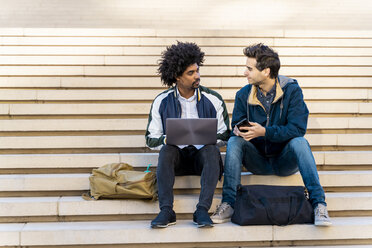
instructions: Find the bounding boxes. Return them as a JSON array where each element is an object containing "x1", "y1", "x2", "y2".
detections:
[
  {"x1": 193, "y1": 221, "x2": 214, "y2": 228},
  {"x1": 314, "y1": 221, "x2": 332, "y2": 227},
  {"x1": 211, "y1": 218, "x2": 231, "y2": 224},
  {"x1": 151, "y1": 221, "x2": 176, "y2": 228}
]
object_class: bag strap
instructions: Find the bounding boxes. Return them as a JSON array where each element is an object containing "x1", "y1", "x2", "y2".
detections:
[
  {"x1": 259, "y1": 196, "x2": 305, "y2": 226},
  {"x1": 287, "y1": 196, "x2": 306, "y2": 225},
  {"x1": 259, "y1": 197, "x2": 282, "y2": 226}
]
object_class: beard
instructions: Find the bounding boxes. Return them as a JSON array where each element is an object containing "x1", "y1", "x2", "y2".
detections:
[
  {"x1": 192, "y1": 79, "x2": 200, "y2": 88},
  {"x1": 248, "y1": 78, "x2": 263, "y2": 86}
]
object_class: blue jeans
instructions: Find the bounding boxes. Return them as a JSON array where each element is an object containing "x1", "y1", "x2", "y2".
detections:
[{"x1": 222, "y1": 136, "x2": 326, "y2": 208}]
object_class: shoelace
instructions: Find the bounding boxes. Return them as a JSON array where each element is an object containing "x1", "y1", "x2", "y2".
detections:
[
  {"x1": 214, "y1": 203, "x2": 230, "y2": 215},
  {"x1": 315, "y1": 206, "x2": 328, "y2": 218}
]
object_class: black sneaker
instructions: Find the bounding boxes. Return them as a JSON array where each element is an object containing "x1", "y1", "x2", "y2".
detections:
[
  {"x1": 193, "y1": 207, "x2": 213, "y2": 228},
  {"x1": 151, "y1": 209, "x2": 176, "y2": 228}
]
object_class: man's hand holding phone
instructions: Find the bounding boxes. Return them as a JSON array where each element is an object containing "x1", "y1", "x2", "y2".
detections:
[
  {"x1": 234, "y1": 119, "x2": 266, "y2": 141},
  {"x1": 233, "y1": 119, "x2": 251, "y2": 137}
]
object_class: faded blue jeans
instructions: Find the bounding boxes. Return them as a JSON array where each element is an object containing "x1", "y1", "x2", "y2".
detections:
[{"x1": 222, "y1": 136, "x2": 326, "y2": 209}]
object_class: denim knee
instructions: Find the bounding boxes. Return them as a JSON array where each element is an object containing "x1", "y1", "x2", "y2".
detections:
[
  {"x1": 225, "y1": 137, "x2": 245, "y2": 168},
  {"x1": 226, "y1": 136, "x2": 245, "y2": 156},
  {"x1": 227, "y1": 135, "x2": 246, "y2": 148},
  {"x1": 287, "y1": 137, "x2": 311, "y2": 152}
]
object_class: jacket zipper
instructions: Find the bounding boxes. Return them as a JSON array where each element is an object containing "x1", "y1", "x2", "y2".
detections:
[{"x1": 265, "y1": 109, "x2": 270, "y2": 155}]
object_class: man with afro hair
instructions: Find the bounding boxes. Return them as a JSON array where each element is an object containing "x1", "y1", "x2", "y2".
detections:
[{"x1": 145, "y1": 41, "x2": 230, "y2": 228}]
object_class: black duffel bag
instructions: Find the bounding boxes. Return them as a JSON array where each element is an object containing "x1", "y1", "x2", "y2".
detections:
[{"x1": 231, "y1": 184, "x2": 314, "y2": 226}]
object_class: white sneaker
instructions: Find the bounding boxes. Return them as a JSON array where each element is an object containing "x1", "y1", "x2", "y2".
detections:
[
  {"x1": 210, "y1": 202, "x2": 234, "y2": 224},
  {"x1": 314, "y1": 203, "x2": 332, "y2": 226}
]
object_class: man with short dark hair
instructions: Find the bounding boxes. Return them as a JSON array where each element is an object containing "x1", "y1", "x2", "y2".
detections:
[
  {"x1": 146, "y1": 41, "x2": 230, "y2": 228},
  {"x1": 211, "y1": 43, "x2": 332, "y2": 226}
]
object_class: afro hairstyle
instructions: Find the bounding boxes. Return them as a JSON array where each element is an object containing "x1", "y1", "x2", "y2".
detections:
[{"x1": 158, "y1": 41, "x2": 205, "y2": 87}]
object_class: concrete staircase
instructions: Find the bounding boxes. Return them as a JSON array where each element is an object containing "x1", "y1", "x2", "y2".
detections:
[{"x1": 0, "y1": 28, "x2": 372, "y2": 247}]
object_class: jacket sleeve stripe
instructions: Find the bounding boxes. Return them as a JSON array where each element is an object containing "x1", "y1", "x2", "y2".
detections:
[{"x1": 145, "y1": 90, "x2": 172, "y2": 149}]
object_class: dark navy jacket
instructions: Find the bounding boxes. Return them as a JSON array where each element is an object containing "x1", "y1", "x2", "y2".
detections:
[
  {"x1": 146, "y1": 85, "x2": 230, "y2": 150},
  {"x1": 231, "y1": 75, "x2": 309, "y2": 156}
]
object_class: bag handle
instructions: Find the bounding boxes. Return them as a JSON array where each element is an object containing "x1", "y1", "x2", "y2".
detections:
[
  {"x1": 259, "y1": 197, "x2": 282, "y2": 226},
  {"x1": 259, "y1": 196, "x2": 304, "y2": 226},
  {"x1": 287, "y1": 196, "x2": 305, "y2": 225}
]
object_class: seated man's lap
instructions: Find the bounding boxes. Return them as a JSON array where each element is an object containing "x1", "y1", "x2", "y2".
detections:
[
  {"x1": 160, "y1": 145, "x2": 220, "y2": 176},
  {"x1": 241, "y1": 140, "x2": 274, "y2": 175},
  {"x1": 238, "y1": 137, "x2": 310, "y2": 177}
]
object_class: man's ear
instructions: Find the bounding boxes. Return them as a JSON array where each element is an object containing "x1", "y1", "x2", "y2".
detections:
[{"x1": 263, "y1": 68, "x2": 271, "y2": 78}]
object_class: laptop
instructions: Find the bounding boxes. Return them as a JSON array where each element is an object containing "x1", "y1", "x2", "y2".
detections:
[{"x1": 165, "y1": 118, "x2": 217, "y2": 145}]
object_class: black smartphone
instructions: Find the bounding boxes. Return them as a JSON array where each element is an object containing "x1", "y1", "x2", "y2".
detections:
[{"x1": 236, "y1": 119, "x2": 252, "y2": 132}]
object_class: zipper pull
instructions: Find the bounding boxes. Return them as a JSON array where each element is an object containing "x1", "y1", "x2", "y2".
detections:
[{"x1": 144, "y1": 163, "x2": 152, "y2": 173}]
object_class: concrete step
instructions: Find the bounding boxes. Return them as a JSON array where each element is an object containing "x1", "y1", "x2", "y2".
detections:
[
  {"x1": 1, "y1": 117, "x2": 371, "y2": 132},
  {"x1": 308, "y1": 102, "x2": 372, "y2": 114},
  {"x1": 0, "y1": 36, "x2": 273, "y2": 46},
  {"x1": 3, "y1": 102, "x2": 372, "y2": 116},
  {"x1": 1, "y1": 36, "x2": 372, "y2": 47},
  {"x1": 0, "y1": 88, "x2": 371, "y2": 101},
  {"x1": 1, "y1": 192, "x2": 371, "y2": 219},
  {"x1": 121, "y1": 46, "x2": 372, "y2": 57},
  {"x1": 1, "y1": 151, "x2": 371, "y2": 170},
  {"x1": 1, "y1": 65, "x2": 371, "y2": 77},
  {"x1": 2, "y1": 46, "x2": 372, "y2": 56},
  {"x1": 0, "y1": 133, "x2": 372, "y2": 149},
  {"x1": 1, "y1": 171, "x2": 371, "y2": 192},
  {"x1": 0, "y1": 28, "x2": 298, "y2": 38},
  {"x1": 283, "y1": 30, "x2": 372, "y2": 38},
  {"x1": 274, "y1": 38, "x2": 372, "y2": 47},
  {"x1": 1, "y1": 217, "x2": 372, "y2": 247},
  {"x1": 0, "y1": 46, "x2": 125, "y2": 55},
  {"x1": 1, "y1": 55, "x2": 372, "y2": 66},
  {"x1": 1, "y1": 76, "x2": 370, "y2": 88},
  {"x1": 6, "y1": 103, "x2": 152, "y2": 115},
  {"x1": 0, "y1": 135, "x2": 145, "y2": 149},
  {"x1": 0, "y1": 118, "x2": 148, "y2": 131}
]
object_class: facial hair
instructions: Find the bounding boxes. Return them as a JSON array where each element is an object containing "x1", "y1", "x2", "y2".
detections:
[
  {"x1": 249, "y1": 78, "x2": 263, "y2": 86},
  {"x1": 192, "y1": 79, "x2": 200, "y2": 88}
]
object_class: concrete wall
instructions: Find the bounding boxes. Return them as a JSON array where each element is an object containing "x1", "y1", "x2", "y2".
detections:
[{"x1": 0, "y1": 0, "x2": 371, "y2": 30}]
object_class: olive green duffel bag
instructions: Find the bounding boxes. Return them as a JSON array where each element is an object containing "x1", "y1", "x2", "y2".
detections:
[{"x1": 87, "y1": 163, "x2": 157, "y2": 200}]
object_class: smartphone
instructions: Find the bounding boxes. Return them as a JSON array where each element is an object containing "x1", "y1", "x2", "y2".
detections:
[{"x1": 236, "y1": 119, "x2": 252, "y2": 133}]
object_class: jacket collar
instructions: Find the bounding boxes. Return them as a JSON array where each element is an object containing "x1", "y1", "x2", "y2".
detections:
[
  {"x1": 173, "y1": 85, "x2": 201, "y2": 102},
  {"x1": 248, "y1": 78, "x2": 284, "y2": 106}
]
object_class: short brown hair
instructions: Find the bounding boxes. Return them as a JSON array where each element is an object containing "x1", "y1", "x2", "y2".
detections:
[{"x1": 243, "y1": 43, "x2": 280, "y2": 79}]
